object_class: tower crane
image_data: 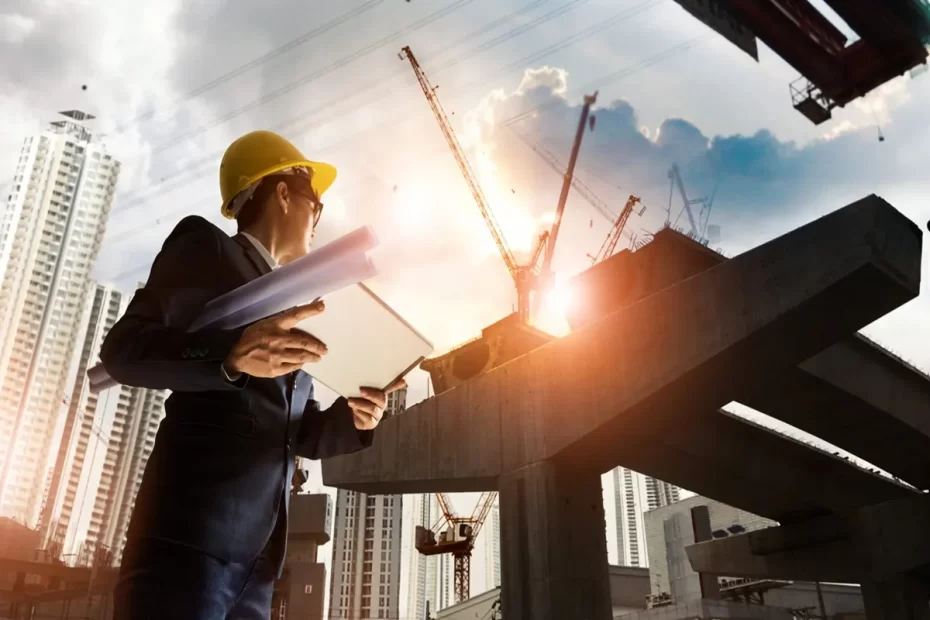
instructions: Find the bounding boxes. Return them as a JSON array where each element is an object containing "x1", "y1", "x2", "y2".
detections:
[
  {"x1": 668, "y1": 163, "x2": 700, "y2": 238},
  {"x1": 414, "y1": 491, "x2": 498, "y2": 603},
  {"x1": 400, "y1": 45, "x2": 548, "y2": 323},
  {"x1": 667, "y1": 163, "x2": 721, "y2": 244},
  {"x1": 510, "y1": 131, "x2": 646, "y2": 267},
  {"x1": 589, "y1": 194, "x2": 644, "y2": 265}
]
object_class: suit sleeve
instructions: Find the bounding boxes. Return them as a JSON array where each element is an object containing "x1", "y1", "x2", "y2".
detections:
[
  {"x1": 99, "y1": 216, "x2": 248, "y2": 392},
  {"x1": 296, "y1": 397, "x2": 373, "y2": 460}
]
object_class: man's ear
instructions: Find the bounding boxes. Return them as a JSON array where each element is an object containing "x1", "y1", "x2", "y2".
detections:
[{"x1": 275, "y1": 180, "x2": 290, "y2": 214}]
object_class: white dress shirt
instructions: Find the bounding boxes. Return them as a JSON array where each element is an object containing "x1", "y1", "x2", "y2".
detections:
[{"x1": 222, "y1": 233, "x2": 278, "y2": 382}]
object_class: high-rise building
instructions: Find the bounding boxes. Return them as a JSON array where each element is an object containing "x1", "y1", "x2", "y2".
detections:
[
  {"x1": 610, "y1": 468, "x2": 680, "y2": 567},
  {"x1": 328, "y1": 389, "x2": 406, "y2": 620},
  {"x1": 80, "y1": 381, "x2": 165, "y2": 566},
  {"x1": 0, "y1": 111, "x2": 120, "y2": 526},
  {"x1": 483, "y1": 498, "x2": 501, "y2": 591},
  {"x1": 40, "y1": 283, "x2": 166, "y2": 566},
  {"x1": 39, "y1": 283, "x2": 123, "y2": 555}
]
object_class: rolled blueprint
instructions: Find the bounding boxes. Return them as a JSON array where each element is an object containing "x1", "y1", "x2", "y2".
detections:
[
  {"x1": 87, "y1": 226, "x2": 379, "y2": 392},
  {"x1": 189, "y1": 226, "x2": 378, "y2": 331}
]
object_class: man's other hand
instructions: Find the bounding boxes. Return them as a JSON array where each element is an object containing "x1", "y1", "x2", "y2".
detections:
[
  {"x1": 223, "y1": 301, "x2": 328, "y2": 378},
  {"x1": 349, "y1": 378, "x2": 407, "y2": 431}
]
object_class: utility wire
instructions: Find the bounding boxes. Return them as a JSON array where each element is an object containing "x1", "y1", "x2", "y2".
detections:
[
  {"x1": 112, "y1": 0, "x2": 387, "y2": 134},
  {"x1": 105, "y1": 33, "x2": 705, "y2": 285},
  {"x1": 109, "y1": 0, "x2": 583, "y2": 212},
  {"x1": 108, "y1": 0, "x2": 652, "y2": 217},
  {"x1": 0, "y1": 0, "x2": 388, "y2": 191},
  {"x1": 146, "y1": 0, "x2": 483, "y2": 157}
]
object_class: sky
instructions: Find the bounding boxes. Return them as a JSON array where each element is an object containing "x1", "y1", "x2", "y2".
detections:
[{"x1": 2, "y1": 0, "x2": 930, "y2": 611}]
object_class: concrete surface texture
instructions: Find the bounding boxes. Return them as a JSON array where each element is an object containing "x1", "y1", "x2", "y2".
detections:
[
  {"x1": 434, "y1": 565, "x2": 648, "y2": 620},
  {"x1": 321, "y1": 195, "x2": 925, "y2": 620},
  {"x1": 618, "y1": 598, "x2": 795, "y2": 620}
]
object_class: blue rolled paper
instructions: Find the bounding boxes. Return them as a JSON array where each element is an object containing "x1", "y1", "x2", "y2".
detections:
[{"x1": 87, "y1": 226, "x2": 379, "y2": 392}]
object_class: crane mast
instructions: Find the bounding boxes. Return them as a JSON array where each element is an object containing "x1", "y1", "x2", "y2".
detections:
[
  {"x1": 417, "y1": 491, "x2": 498, "y2": 603},
  {"x1": 401, "y1": 45, "x2": 544, "y2": 321},
  {"x1": 668, "y1": 163, "x2": 700, "y2": 237}
]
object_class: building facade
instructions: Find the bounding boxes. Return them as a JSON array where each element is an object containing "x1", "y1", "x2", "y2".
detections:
[
  {"x1": 611, "y1": 468, "x2": 681, "y2": 568},
  {"x1": 328, "y1": 389, "x2": 406, "y2": 620},
  {"x1": 644, "y1": 495, "x2": 775, "y2": 598},
  {"x1": 39, "y1": 283, "x2": 123, "y2": 557},
  {"x1": 0, "y1": 112, "x2": 120, "y2": 526},
  {"x1": 483, "y1": 498, "x2": 501, "y2": 591},
  {"x1": 39, "y1": 282, "x2": 166, "y2": 566}
]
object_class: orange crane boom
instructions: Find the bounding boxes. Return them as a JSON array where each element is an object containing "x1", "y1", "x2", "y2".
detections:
[
  {"x1": 399, "y1": 46, "x2": 517, "y2": 276},
  {"x1": 400, "y1": 46, "x2": 550, "y2": 322}
]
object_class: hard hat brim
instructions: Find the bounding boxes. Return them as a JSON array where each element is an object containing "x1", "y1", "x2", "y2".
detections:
[{"x1": 222, "y1": 159, "x2": 337, "y2": 219}]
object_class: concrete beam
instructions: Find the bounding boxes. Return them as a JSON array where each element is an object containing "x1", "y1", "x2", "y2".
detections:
[
  {"x1": 743, "y1": 334, "x2": 930, "y2": 489},
  {"x1": 323, "y1": 195, "x2": 922, "y2": 493},
  {"x1": 686, "y1": 492, "x2": 930, "y2": 582},
  {"x1": 638, "y1": 409, "x2": 913, "y2": 522}
]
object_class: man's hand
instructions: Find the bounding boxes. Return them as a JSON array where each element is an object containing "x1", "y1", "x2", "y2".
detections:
[
  {"x1": 349, "y1": 378, "x2": 407, "y2": 431},
  {"x1": 223, "y1": 301, "x2": 328, "y2": 379}
]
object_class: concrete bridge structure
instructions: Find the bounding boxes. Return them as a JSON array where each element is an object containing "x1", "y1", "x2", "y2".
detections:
[{"x1": 323, "y1": 195, "x2": 928, "y2": 620}]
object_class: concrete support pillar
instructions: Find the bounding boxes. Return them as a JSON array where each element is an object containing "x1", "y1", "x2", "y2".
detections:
[
  {"x1": 690, "y1": 505, "x2": 721, "y2": 600},
  {"x1": 498, "y1": 460, "x2": 612, "y2": 620},
  {"x1": 861, "y1": 576, "x2": 930, "y2": 620}
]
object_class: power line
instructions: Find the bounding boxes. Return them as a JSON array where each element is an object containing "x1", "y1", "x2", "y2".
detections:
[
  {"x1": 105, "y1": 33, "x2": 703, "y2": 286},
  {"x1": 112, "y1": 0, "x2": 387, "y2": 135},
  {"x1": 0, "y1": 1, "x2": 389, "y2": 193},
  {"x1": 146, "y1": 0, "x2": 483, "y2": 157},
  {"x1": 106, "y1": 0, "x2": 591, "y2": 216},
  {"x1": 101, "y1": 5, "x2": 701, "y2": 283}
]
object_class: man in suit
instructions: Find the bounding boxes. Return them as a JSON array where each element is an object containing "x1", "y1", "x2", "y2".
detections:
[{"x1": 101, "y1": 130, "x2": 402, "y2": 619}]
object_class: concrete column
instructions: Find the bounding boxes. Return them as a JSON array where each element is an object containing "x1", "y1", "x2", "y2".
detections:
[
  {"x1": 498, "y1": 460, "x2": 612, "y2": 620},
  {"x1": 861, "y1": 576, "x2": 930, "y2": 620},
  {"x1": 690, "y1": 505, "x2": 721, "y2": 600}
]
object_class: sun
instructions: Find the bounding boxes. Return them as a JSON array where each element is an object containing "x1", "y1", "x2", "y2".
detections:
[{"x1": 532, "y1": 281, "x2": 577, "y2": 337}]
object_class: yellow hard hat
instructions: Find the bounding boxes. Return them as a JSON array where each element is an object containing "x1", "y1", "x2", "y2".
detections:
[{"x1": 219, "y1": 130, "x2": 337, "y2": 219}]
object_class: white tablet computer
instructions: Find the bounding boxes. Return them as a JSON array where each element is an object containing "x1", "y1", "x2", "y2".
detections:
[{"x1": 294, "y1": 283, "x2": 434, "y2": 398}]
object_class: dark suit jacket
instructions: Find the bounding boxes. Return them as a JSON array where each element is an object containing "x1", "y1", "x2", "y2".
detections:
[{"x1": 100, "y1": 215, "x2": 372, "y2": 573}]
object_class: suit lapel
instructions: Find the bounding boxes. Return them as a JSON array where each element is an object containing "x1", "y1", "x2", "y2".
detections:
[{"x1": 232, "y1": 233, "x2": 273, "y2": 279}]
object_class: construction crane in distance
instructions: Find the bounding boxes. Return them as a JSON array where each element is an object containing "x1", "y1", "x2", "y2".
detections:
[
  {"x1": 589, "y1": 194, "x2": 645, "y2": 265},
  {"x1": 400, "y1": 45, "x2": 548, "y2": 323},
  {"x1": 668, "y1": 163, "x2": 720, "y2": 243},
  {"x1": 510, "y1": 130, "x2": 646, "y2": 268},
  {"x1": 414, "y1": 491, "x2": 497, "y2": 603},
  {"x1": 537, "y1": 91, "x2": 599, "y2": 294}
]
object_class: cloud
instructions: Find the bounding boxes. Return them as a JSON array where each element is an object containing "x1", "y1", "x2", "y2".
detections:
[{"x1": 464, "y1": 65, "x2": 930, "y2": 365}]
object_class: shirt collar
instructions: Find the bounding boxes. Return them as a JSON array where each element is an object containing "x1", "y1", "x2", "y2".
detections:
[{"x1": 240, "y1": 232, "x2": 278, "y2": 270}]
